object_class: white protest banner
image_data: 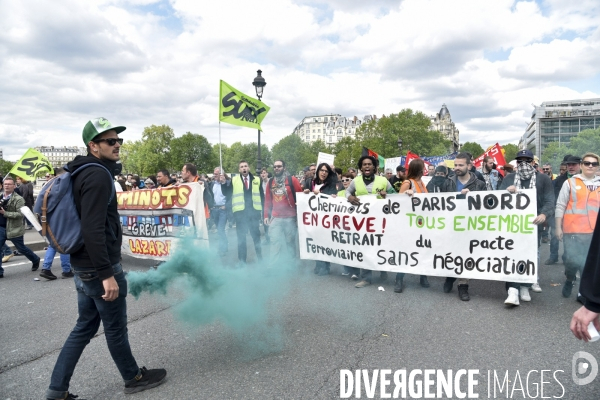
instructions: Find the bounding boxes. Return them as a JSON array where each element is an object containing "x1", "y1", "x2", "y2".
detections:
[
  {"x1": 117, "y1": 182, "x2": 208, "y2": 260},
  {"x1": 384, "y1": 157, "x2": 401, "y2": 172},
  {"x1": 298, "y1": 189, "x2": 538, "y2": 283},
  {"x1": 317, "y1": 152, "x2": 335, "y2": 167}
]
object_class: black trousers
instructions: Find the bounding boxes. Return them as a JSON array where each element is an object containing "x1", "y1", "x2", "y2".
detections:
[{"x1": 234, "y1": 210, "x2": 262, "y2": 262}]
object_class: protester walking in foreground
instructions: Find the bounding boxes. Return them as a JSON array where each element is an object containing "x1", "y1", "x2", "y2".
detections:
[
  {"x1": 500, "y1": 149, "x2": 554, "y2": 306},
  {"x1": 555, "y1": 153, "x2": 600, "y2": 304},
  {"x1": 0, "y1": 176, "x2": 40, "y2": 278},
  {"x1": 45, "y1": 117, "x2": 166, "y2": 400},
  {"x1": 304, "y1": 163, "x2": 339, "y2": 276}
]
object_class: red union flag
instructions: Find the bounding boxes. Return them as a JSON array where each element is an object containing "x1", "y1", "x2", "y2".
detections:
[
  {"x1": 404, "y1": 151, "x2": 432, "y2": 175},
  {"x1": 472, "y1": 143, "x2": 506, "y2": 175}
]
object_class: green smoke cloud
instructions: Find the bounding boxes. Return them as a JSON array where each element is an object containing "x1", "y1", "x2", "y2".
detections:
[{"x1": 127, "y1": 237, "x2": 295, "y2": 354}]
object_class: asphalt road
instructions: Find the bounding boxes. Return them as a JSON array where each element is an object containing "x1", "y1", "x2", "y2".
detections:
[{"x1": 1, "y1": 229, "x2": 599, "y2": 399}]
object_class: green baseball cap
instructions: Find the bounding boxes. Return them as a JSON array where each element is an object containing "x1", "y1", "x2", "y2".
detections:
[{"x1": 82, "y1": 117, "x2": 126, "y2": 145}]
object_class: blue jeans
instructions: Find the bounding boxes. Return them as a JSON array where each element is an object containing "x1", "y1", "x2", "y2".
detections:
[
  {"x1": 42, "y1": 244, "x2": 72, "y2": 273},
  {"x1": 0, "y1": 226, "x2": 40, "y2": 276},
  {"x1": 212, "y1": 207, "x2": 228, "y2": 255},
  {"x1": 1, "y1": 243, "x2": 11, "y2": 256},
  {"x1": 46, "y1": 263, "x2": 139, "y2": 399},
  {"x1": 269, "y1": 217, "x2": 298, "y2": 265}
]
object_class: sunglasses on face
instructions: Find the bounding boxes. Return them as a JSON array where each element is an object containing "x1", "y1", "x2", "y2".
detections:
[
  {"x1": 94, "y1": 138, "x2": 123, "y2": 146},
  {"x1": 543, "y1": 168, "x2": 550, "y2": 171},
  {"x1": 583, "y1": 161, "x2": 600, "y2": 167}
]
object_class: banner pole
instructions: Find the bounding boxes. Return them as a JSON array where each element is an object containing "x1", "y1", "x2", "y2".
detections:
[{"x1": 219, "y1": 122, "x2": 223, "y2": 175}]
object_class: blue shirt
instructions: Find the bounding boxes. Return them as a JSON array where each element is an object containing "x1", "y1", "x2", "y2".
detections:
[
  {"x1": 212, "y1": 181, "x2": 228, "y2": 206},
  {"x1": 456, "y1": 180, "x2": 466, "y2": 193}
]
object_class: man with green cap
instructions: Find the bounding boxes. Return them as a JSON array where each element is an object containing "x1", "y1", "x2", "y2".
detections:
[{"x1": 46, "y1": 118, "x2": 167, "y2": 400}]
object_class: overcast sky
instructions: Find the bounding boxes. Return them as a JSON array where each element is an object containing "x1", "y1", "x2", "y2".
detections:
[{"x1": 1, "y1": 0, "x2": 599, "y2": 160}]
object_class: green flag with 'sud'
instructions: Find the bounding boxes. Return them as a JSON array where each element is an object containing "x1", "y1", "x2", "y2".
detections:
[
  {"x1": 9, "y1": 148, "x2": 54, "y2": 180},
  {"x1": 219, "y1": 80, "x2": 270, "y2": 130}
]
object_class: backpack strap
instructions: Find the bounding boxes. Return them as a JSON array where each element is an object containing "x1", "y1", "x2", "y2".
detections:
[
  {"x1": 287, "y1": 175, "x2": 296, "y2": 204},
  {"x1": 69, "y1": 163, "x2": 116, "y2": 204}
]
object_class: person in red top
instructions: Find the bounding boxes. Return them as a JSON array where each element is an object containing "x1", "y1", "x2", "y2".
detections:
[{"x1": 263, "y1": 159, "x2": 303, "y2": 265}]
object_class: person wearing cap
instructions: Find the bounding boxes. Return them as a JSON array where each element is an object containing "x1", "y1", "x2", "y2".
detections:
[
  {"x1": 499, "y1": 149, "x2": 554, "y2": 306},
  {"x1": 347, "y1": 155, "x2": 395, "y2": 288},
  {"x1": 555, "y1": 153, "x2": 600, "y2": 303},
  {"x1": 546, "y1": 155, "x2": 581, "y2": 266},
  {"x1": 45, "y1": 118, "x2": 166, "y2": 400},
  {"x1": 389, "y1": 165, "x2": 405, "y2": 193}
]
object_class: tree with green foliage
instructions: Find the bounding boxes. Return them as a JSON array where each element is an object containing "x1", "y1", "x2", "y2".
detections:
[
  {"x1": 542, "y1": 128, "x2": 600, "y2": 171},
  {"x1": 501, "y1": 143, "x2": 519, "y2": 163},
  {"x1": 332, "y1": 136, "x2": 361, "y2": 172},
  {"x1": 120, "y1": 124, "x2": 174, "y2": 175},
  {"x1": 219, "y1": 142, "x2": 272, "y2": 174},
  {"x1": 271, "y1": 134, "x2": 309, "y2": 175},
  {"x1": 170, "y1": 132, "x2": 213, "y2": 174},
  {"x1": 0, "y1": 159, "x2": 15, "y2": 175},
  {"x1": 355, "y1": 109, "x2": 450, "y2": 159},
  {"x1": 460, "y1": 142, "x2": 485, "y2": 158}
]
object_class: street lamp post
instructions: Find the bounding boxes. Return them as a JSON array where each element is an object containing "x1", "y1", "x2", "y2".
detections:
[
  {"x1": 252, "y1": 69, "x2": 266, "y2": 173},
  {"x1": 397, "y1": 138, "x2": 403, "y2": 156}
]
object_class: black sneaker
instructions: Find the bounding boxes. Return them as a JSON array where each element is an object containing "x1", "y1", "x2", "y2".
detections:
[
  {"x1": 47, "y1": 393, "x2": 83, "y2": 400},
  {"x1": 458, "y1": 284, "x2": 470, "y2": 301},
  {"x1": 32, "y1": 260, "x2": 40, "y2": 271},
  {"x1": 544, "y1": 258, "x2": 558, "y2": 265},
  {"x1": 62, "y1": 271, "x2": 75, "y2": 278},
  {"x1": 420, "y1": 275, "x2": 430, "y2": 288},
  {"x1": 124, "y1": 366, "x2": 167, "y2": 394},
  {"x1": 577, "y1": 294, "x2": 586, "y2": 305},
  {"x1": 40, "y1": 269, "x2": 58, "y2": 280}
]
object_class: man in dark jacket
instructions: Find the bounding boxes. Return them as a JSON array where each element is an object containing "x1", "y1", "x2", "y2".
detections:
[
  {"x1": 45, "y1": 118, "x2": 166, "y2": 400},
  {"x1": 546, "y1": 155, "x2": 580, "y2": 265},
  {"x1": 426, "y1": 165, "x2": 455, "y2": 193},
  {"x1": 500, "y1": 149, "x2": 554, "y2": 307},
  {"x1": 442, "y1": 153, "x2": 486, "y2": 301}
]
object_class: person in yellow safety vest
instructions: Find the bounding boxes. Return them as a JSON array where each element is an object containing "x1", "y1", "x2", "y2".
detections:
[
  {"x1": 555, "y1": 152, "x2": 600, "y2": 303},
  {"x1": 231, "y1": 160, "x2": 263, "y2": 264},
  {"x1": 346, "y1": 155, "x2": 396, "y2": 288}
]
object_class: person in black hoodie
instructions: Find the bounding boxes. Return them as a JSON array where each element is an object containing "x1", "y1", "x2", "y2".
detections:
[
  {"x1": 570, "y1": 216, "x2": 600, "y2": 341},
  {"x1": 45, "y1": 118, "x2": 166, "y2": 400}
]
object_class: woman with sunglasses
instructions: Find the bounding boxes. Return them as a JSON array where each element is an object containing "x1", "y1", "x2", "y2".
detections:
[
  {"x1": 304, "y1": 163, "x2": 339, "y2": 275},
  {"x1": 398, "y1": 159, "x2": 431, "y2": 292}
]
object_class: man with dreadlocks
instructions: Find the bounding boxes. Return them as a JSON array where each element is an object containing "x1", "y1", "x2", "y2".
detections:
[{"x1": 499, "y1": 150, "x2": 554, "y2": 306}]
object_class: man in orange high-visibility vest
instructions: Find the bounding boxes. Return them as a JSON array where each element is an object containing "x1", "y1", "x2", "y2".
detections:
[{"x1": 556, "y1": 153, "x2": 600, "y2": 303}]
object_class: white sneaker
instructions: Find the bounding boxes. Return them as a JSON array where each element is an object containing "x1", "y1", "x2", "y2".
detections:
[
  {"x1": 350, "y1": 274, "x2": 359, "y2": 280},
  {"x1": 531, "y1": 282, "x2": 542, "y2": 293},
  {"x1": 520, "y1": 286, "x2": 531, "y2": 302},
  {"x1": 504, "y1": 288, "x2": 520, "y2": 306},
  {"x1": 2, "y1": 254, "x2": 14, "y2": 263}
]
